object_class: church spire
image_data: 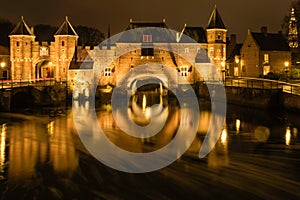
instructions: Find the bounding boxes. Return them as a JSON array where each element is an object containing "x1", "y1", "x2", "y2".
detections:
[{"x1": 288, "y1": 8, "x2": 298, "y2": 48}]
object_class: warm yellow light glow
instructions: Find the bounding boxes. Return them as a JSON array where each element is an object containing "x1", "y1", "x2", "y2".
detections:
[
  {"x1": 284, "y1": 61, "x2": 289, "y2": 67},
  {"x1": 221, "y1": 61, "x2": 225, "y2": 67},
  {"x1": 236, "y1": 119, "x2": 241, "y2": 132},
  {"x1": 49, "y1": 61, "x2": 53, "y2": 65},
  {"x1": 0, "y1": 62, "x2": 5, "y2": 68},
  {"x1": 0, "y1": 124, "x2": 7, "y2": 175},
  {"x1": 221, "y1": 128, "x2": 227, "y2": 145},
  {"x1": 235, "y1": 58, "x2": 240, "y2": 64},
  {"x1": 47, "y1": 121, "x2": 54, "y2": 136},
  {"x1": 285, "y1": 126, "x2": 291, "y2": 146},
  {"x1": 142, "y1": 94, "x2": 146, "y2": 111},
  {"x1": 145, "y1": 108, "x2": 151, "y2": 119}
]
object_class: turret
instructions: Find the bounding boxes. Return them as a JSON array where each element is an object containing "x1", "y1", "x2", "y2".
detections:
[
  {"x1": 206, "y1": 5, "x2": 227, "y2": 70},
  {"x1": 9, "y1": 16, "x2": 35, "y2": 80},
  {"x1": 54, "y1": 16, "x2": 78, "y2": 80}
]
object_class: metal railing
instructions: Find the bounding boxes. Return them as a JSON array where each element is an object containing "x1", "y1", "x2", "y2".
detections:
[
  {"x1": 0, "y1": 78, "x2": 67, "y2": 89},
  {"x1": 224, "y1": 77, "x2": 300, "y2": 95}
]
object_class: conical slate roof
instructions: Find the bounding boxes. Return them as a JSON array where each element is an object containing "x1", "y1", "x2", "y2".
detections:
[
  {"x1": 207, "y1": 6, "x2": 226, "y2": 29},
  {"x1": 10, "y1": 16, "x2": 34, "y2": 36},
  {"x1": 55, "y1": 16, "x2": 78, "y2": 36}
]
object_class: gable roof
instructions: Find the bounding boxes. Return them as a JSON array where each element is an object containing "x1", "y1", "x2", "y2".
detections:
[
  {"x1": 207, "y1": 6, "x2": 226, "y2": 29},
  {"x1": 180, "y1": 26, "x2": 207, "y2": 43},
  {"x1": 118, "y1": 20, "x2": 175, "y2": 43},
  {"x1": 55, "y1": 16, "x2": 78, "y2": 36},
  {"x1": 226, "y1": 43, "x2": 243, "y2": 62},
  {"x1": 10, "y1": 16, "x2": 34, "y2": 36},
  {"x1": 251, "y1": 32, "x2": 290, "y2": 51},
  {"x1": 125, "y1": 20, "x2": 168, "y2": 30}
]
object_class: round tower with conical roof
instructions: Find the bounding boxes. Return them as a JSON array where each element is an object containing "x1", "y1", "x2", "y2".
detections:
[
  {"x1": 54, "y1": 16, "x2": 78, "y2": 81},
  {"x1": 206, "y1": 6, "x2": 227, "y2": 71},
  {"x1": 9, "y1": 16, "x2": 36, "y2": 80}
]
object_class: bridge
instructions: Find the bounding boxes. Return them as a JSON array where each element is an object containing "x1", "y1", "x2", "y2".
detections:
[
  {"x1": 223, "y1": 77, "x2": 300, "y2": 95},
  {"x1": 0, "y1": 78, "x2": 69, "y2": 111}
]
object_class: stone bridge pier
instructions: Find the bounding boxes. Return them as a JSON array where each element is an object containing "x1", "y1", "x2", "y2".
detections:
[{"x1": 0, "y1": 85, "x2": 68, "y2": 112}]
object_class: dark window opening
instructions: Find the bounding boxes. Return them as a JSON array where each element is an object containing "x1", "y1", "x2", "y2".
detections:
[
  {"x1": 141, "y1": 48, "x2": 154, "y2": 56},
  {"x1": 62, "y1": 41, "x2": 65, "y2": 46},
  {"x1": 16, "y1": 41, "x2": 20, "y2": 47}
]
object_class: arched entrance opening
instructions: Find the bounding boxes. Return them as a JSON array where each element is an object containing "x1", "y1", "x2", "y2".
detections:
[{"x1": 35, "y1": 60, "x2": 54, "y2": 79}]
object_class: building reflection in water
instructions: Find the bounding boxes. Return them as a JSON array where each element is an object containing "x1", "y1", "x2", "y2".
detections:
[
  {"x1": 5, "y1": 113, "x2": 78, "y2": 182},
  {"x1": 236, "y1": 119, "x2": 241, "y2": 132},
  {"x1": 208, "y1": 123, "x2": 229, "y2": 169},
  {"x1": 285, "y1": 126, "x2": 291, "y2": 146},
  {"x1": 0, "y1": 124, "x2": 6, "y2": 180}
]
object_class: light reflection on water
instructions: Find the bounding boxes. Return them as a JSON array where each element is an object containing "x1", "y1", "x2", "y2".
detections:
[{"x1": 0, "y1": 98, "x2": 300, "y2": 198}]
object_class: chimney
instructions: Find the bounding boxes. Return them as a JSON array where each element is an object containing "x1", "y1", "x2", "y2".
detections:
[
  {"x1": 230, "y1": 34, "x2": 236, "y2": 45},
  {"x1": 261, "y1": 26, "x2": 267, "y2": 35}
]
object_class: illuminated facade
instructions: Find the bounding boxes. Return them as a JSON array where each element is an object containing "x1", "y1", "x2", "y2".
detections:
[
  {"x1": 9, "y1": 6, "x2": 227, "y2": 86},
  {"x1": 240, "y1": 27, "x2": 291, "y2": 77}
]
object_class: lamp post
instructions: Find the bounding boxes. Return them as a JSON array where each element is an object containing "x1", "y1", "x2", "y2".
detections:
[
  {"x1": 0, "y1": 62, "x2": 6, "y2": 80},
  {"x1": 284, "y1": 61, "x2": 289, "y2": 82}
]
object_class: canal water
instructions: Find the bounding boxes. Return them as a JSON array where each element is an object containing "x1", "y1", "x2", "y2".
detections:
[{"x1": 0, "y1": 96, "x2": 300, "y2": 199}]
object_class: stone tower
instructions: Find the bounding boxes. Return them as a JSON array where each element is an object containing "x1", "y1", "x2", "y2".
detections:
[
  {"x1": 288, "y1": 8, "x2": 298, "y2": 49},
  {"x1": 206, "y1": 6, "x2": 227, "y2": 71},
  {"x1": 54, "y1": 16, "x2": 78, "y2": 81},
  {"x1": 9, "y1": 16, "x2": 35, "y2": 81}
]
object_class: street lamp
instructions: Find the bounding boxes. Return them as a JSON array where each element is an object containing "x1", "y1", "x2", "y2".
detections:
[
  {"x1": 0, "y1": 62, "x2": 5, "y2": 68},
  {"x1": 284, "y1": 61, "x2": 290, "y2": 82}
]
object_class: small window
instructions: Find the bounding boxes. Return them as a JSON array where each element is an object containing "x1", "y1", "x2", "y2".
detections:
[
  {"x1": 143, "y1": 35, "x2": 152, "y2": 43},
  {"x1": 16, "y1": 41, "x2": 20, "y2": 47},
  {"x1": 62, "y1": 41, "x2": 65, "y2": 46},
  {"x1": 185, "y1": 48, "x2": 189, "y2": 53},
  {"x1": 104, "y1": 67, "x2": 112, "y2": 76},
  {"x1": 180, "y1": 66, "x2": 190, "y2": 76},
  {"x1": 264, "y1": 54, "x2": 269, "y2": 63},
  {"x1": 217, "y1": 35, "x2": 221, "y2": 40},
  {"x1": 210, "y1": 47, "x2": 214, "y2": 53},
  {"x1": 141, "y1": 48, "x2": 154, "y2": 56}
]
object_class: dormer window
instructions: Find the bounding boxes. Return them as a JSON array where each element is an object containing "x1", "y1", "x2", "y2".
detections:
[{"x1": 143, "y1": 35, "x2": 152, "y2": 43}]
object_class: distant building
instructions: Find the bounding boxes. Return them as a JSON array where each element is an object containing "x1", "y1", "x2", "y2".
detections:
[
  {"x1": 226, "y1": 34, "x2": 242, "y2": 77},
  {"x1": 240, "y1": 27, "x2": 291, "y2": 77},
  {"x1": 8, "y1": 6, "x2": 227, "y2": 88}
]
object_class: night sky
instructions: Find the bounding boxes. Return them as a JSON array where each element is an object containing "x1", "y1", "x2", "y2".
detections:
[{"x1": 0, "y1": 0, "x2": 293, "y2": 42}]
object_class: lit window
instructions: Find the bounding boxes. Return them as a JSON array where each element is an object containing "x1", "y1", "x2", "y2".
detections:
[
  {"x1": 264, "y1": 54, "x2": 269, "y2": 63},
  {"x1": 104, "y1": 67, "x2": 113, "y2": 76},
  {"x1": 180, "y1": 66, "x2": 190, "y2": 76},
  {"x1": 143, "y1": 35, "x2": 152, "y2": 43},
  {"x1": 210, "y1": 47, "x2": 214, "y2": 53}
]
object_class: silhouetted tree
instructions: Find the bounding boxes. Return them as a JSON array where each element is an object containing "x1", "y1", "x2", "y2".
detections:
[
  {"x1": 75, "y1": 25, "x2": 105, "y2": 47},
  {"x1": 0, "y1": 18, "x2": 15, "y2": 47}
]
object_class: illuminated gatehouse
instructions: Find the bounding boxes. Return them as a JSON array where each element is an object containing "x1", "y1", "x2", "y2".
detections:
[{"x1": 9, "y1": 6, "x2": 227, "y2": 88}]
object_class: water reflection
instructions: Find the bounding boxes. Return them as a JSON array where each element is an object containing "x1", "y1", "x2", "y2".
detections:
[
  {"x1": 286, "y1": 126, "x2": 291, "y2": 146},
  {"x1": 1, "y1": 114, "x2": 78, "y2": 183},
  {"x1": 0, "y1": 124, "x2": 6, "y2": 180}
]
